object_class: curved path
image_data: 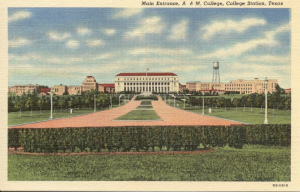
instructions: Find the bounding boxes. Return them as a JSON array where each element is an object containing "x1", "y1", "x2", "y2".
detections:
[{"x1": 10, "y1": 96, "x2": 243, "y2": 129}]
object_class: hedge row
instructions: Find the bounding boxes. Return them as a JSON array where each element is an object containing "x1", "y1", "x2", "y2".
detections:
[{"x1": 8, "y1": 124, "x2": 291, "y2": 153}]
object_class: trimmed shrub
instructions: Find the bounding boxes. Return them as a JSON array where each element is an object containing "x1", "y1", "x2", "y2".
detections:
[{"x1": 8, "y1": 124, "x2": 291, "y2": 153}]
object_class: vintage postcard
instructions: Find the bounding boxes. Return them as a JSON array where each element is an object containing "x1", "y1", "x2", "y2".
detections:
[{"x1": 0, "y1": 0, "x2": 299, "y2": 191}]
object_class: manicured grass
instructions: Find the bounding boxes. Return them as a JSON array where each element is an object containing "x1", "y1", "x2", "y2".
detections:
[
  {"x1": 135, "y1": 95, "x2": 158, "y2": 100},
  {"x1": 116, "y1": 110, "x2": 161, "y2": 120},
  {"x1": 189, "y1": 107, "x2": 291, "y2": 124},
  {"x1": 140, "y1": 100, "x2": 152, "y2": 105},
  {"x1": 8, "y1": 105, "x2": 122, "y2": 126},
  {"x1": 165, "y1": 99, "x2": 186, "y2": 109},
  {"x1": 136, "y1": 105, "x2": 153, "y2": 109},
  {"x1": 164, "y1": 100, "x2": 290, "y2": 124},
  {"x1": 8, "y1": 145, "x2": 290, "y2": 181}
]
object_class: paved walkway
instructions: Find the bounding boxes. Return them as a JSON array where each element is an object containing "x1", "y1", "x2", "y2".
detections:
[{"x1": 10, "y1": 96, "x2": 243, "y2": 129}]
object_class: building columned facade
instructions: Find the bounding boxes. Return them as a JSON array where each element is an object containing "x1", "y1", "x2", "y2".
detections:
[{"x1": 114, "y1": 72, "x2": 179, "y2": 93}]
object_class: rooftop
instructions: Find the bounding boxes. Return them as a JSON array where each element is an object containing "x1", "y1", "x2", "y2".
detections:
[
  {"x1": 14, "y1": 84, "x2": 39, "y2": 87},
  {"x1": 99, "y1": 84, "x2": 115, "y2": 88},
  {"x1": 116, "y1": 72, "x2": 177, "y2": 77}
]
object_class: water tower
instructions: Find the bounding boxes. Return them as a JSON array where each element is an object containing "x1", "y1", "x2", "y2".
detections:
[{"x1": 212, "y1": 60, "x2": 220, "y2": 83}]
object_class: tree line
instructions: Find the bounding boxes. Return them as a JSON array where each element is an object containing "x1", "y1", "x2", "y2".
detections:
[
  {"x1": 187, "y1": 93, "x2": 291, "y2": 110},
  {"x1": 8, "y1": 90, "x2": 129, "y2": 114}
]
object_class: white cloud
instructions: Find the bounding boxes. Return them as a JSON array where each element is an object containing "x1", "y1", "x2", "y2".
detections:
[
  {"x1": 114, "y1": 8, "x2": 143, "y2": 18},
  {"x1": 86, "y1": 39, "x2": 105, "y2": 47},
  {"x1": 168, "y1": 20, "x2": 189, "y2": 41},
  {"x1": 8, "y1": 11, "x2": 32, "y2": 23},
  {"x1": 245, "y1": 54, "x2": 290, "y2": 64},
  {"x1": 104, "y1": 28, "x2": 116, "y2": 36},
  {"x1": 164, "y1": 65, "x2": 206, "y2": 72},
  {"x1": 46, "y1": 57, "x2": 82, "y2": 64},
  {"x1": 9, "y1": 53, "x2": 41, "y2": 61},
  {"x1": 91, "y1": 53, "x2": 115, "y2": 60},
  {"x1": 77, "y1": 27, "x2": 92, "y2": 36},
  {"x1": 9, "y1": 38, "x2": 31, "y2": 48},
  {"x1": 48, "y1": 31, "x2": 72, "y2": 42},
  {"x1": 225, "y1": 62, "x2": 290, "y2": 83},
  {"x1": 198, "y1": 23, "x2": 289, "y2": 59},
  {"x1": 9, "y1": 53, "x2": 83, "y2": 64},
  {"x1": 9, "y1": 64, "x2": 78, "y2": 78},
  {"x1": 124, "y1": 16, "x2": 165, "y2": 39},
  {"x1": 264, "y1": 23, "x2": 290, "y2": 39},
  {"x1": 202, "y1": 18, "x2": 266, "y2": 39},
  {"x1": 66, "y1": 40, "x2": 79, "y2": 49},
  {"x1": 129, "y1": 47, "x2": 191, "y2": 55}
]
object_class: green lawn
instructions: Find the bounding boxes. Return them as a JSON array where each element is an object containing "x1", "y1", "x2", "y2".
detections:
[
  {"x1": 164, "y1": 100, "x2": 290, "y2": 124},
  {"x1": 189, "y1": 107, "x2": 291, "y2": 124},
  {"x1": 136, "y1": 105, "x2": 153, "y2": 109},
  {"x1": 8, "y1": 105, "x2": 122, "y2": 126},
  {"x1": 165, "y1": 99, "x2": 186, "y2": 109},
  {"x1": 116, "y1": 110, "x2": 161, "y2": 120},
  {"x1": 8, "y1": 145, "x2": 290, "y2": 181},
  {"x1": 140, "y1": 100, "x2": 152, "y2": 105}
]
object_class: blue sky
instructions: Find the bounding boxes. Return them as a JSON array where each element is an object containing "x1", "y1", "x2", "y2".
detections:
[{"x1": 8, "y1": 8, "x2": 291, "y2": 88}]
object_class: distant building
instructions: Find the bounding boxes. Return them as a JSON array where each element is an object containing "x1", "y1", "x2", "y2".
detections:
[
  {"x1": 179, "y1": 83, "x2": 186, "y2": 92},
  {"x1": 68, "y1": 86, "x2": 82, "y2": 95},
  {"x1": 82, "y1": 76, "x2": 98, "y2": 92},
  {"x1": 285, "y1": 88, "x2": 291, "y2": 95},
  {"x1": 114, "y1": 72, "x2": 179, "y2": 94},
  {"x1": 8, "y1": 84, "x2": 39, "y2": 95},
  {"x1": 98, "y1": 84, "x2": 115, "y2": 93},
  {"x1": 186, "y1": 81, "x2": 225, "y2": 94},
  {"x1": 39, "y1": 88, "x2": 51, "y2": 96},
  {"x1": 225, "y1": 78, "x2": 278, "y2": 94},
  {"x1": 53, "y1": 84, "x2": 67, "y2": 95},
  {"x1": 186, "y1": 78, "x2": 278, "y2": 94}
]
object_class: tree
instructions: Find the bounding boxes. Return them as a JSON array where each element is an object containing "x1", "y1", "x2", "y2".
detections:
[
  {"x1": 25, "y1": 94, "x2": 37, "y2": 116},
  {"x1": 37, "y1": 96, "x2": 46, "y2": 115},
  {"x1": 285, "y1": 98, "x2": 291, "y2": 110},
  {"x1": 58, "y1": 97, "x2": 66, "y2": 111},
  {"x1": 73, "y1": 96, "x2": 82, "y2": 109},
  {"x1": 68, "y1": 96, "x2": 75, "y2": 109},
  {"x1": 232, "y1": 98, "x2": 240, "y2": 110},
  {"x1": 255, "y1": 94, "x2": 264, "y2": 108},
  {"x1": 15, "y1": 95, "x2": 25, "y2": 117},
  {"x1": 216, "y1": 97, "x2": 225, "y2": 108}
]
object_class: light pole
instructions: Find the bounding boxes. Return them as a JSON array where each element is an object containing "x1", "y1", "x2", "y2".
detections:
[
  {"x1": 94, "y1": 94, "x2": 96, "y2": 112},
  {"x1": 182, "y1": 98, "x2": 186, "y2": 109},
  {"x1": 119, "y1": 94, "x2": 123, "y2": 106},
  {"x1": 202, "y1": 95, "x2": 204, "y2": 115},
  {"x1": 50, "y1": 87, "x2": 53, "y2": 119},
  {"x1": 174, "y1": 96, "x2": 176, "y2": 107},
  {"x1": 264, "y1": 77, "x2": 268, "y2": 124}
]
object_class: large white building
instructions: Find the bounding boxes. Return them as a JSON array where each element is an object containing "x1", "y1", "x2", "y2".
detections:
[{"x1": 114, "y1": 72, "x2": 179, "y2": 94}]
